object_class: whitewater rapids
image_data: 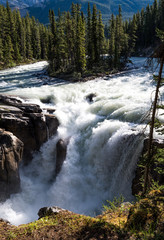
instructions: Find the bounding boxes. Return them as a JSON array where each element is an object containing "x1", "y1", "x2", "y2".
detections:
[{"x1": 0, "y1": 58, "x2": 163, "y2": 225}]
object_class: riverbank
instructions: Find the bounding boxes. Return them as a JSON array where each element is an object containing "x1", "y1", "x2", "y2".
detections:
[
  {"x1": 0, "y1": 59, "x2": 43, "y2": 71},
  {"x1": 48, "y1": 65, "x2": 120, "y2": 82},
  {"x1": 0, "y1": 190, "x2": 163, "y2": 240}
]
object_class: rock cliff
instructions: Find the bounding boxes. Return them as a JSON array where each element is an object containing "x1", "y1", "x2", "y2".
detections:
[
  {"x1": 0, "y1": 129, "x2": 23, "y2": 201},
  {"x1": 0, "y1": 94, "x2": 59, "y2": 164},
  {"x1": 0, "y1": 94, "x2": 60, "y2": 200}
]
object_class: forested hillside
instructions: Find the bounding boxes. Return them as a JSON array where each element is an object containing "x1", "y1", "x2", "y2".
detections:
[
  {"x1": 0, "y1": 2, "x2": 49, "y2": 69},
  {"x1": 47, "y1": 0, "x2": 164, "y2": 76},
  {"x1": 0, "y1": 0, "x2": 164, "y2": 73}
]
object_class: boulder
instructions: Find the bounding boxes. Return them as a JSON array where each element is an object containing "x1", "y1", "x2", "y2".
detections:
[
  {"x1": 85, "y1": 93, "x2": 97, "y2": 103},
  {"x1": 38, "y1": 206, "x2": 66, "y2": 219},
  {"x1": 0, "y1": 95, "x2": 59, "y2": 164},
  {"x1": 0, "y1": 129, "x2": 23, "y2": 201},
  {"x1": 56, "y1": 139, "x2": 67, "y2": 176}
]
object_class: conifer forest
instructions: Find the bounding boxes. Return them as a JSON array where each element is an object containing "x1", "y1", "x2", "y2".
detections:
[{"x1": 0, "y1": 0, "x2": 164, "y2": 73}]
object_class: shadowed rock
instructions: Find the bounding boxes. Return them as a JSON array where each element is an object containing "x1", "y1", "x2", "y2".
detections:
[
  {"x1": 0, "y1": 129, "x2": 23, "y2": 201},
  {"x1": 56, "y1": 139, "x2": 67, "y2": 176},
  {"x1": 85, "y1": 93, "x2": 97, "y2": 103},
  {"x1": 38, "y1": 206, "x2": 66, "y2": 219},
  {"x1": 0, "y1": 95, "x2": 59, "y2": 164}
]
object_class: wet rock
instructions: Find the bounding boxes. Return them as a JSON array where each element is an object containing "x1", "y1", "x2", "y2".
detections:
[
  {"x1": 0, "y1": 105, "x2": 23, "y2": 114},
  {"x1": 0, "y1": 94, "x2": 41, "y2": 113},
  {"x1": 40, "y1": 95, "x2": 55, "y2": 104},
  {"x1": 85, "y1": 93, "x2": 97, "y2": 103},
  {"x1": 0, "y1": 129, "x2": 23, "y2": 201},
  {"x1": 56, "y1": 139, "x2": 67, "y2": 176},
  {"x1": 45, "y1": 114, "x2": 59, "y2": 138},
  {"x1": 38, "y1": 206, "x2": 66, "y2": 219}
]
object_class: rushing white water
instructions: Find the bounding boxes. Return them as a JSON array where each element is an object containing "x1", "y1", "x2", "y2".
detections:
[{"x1": 0, "y1": 58, "x2": 163, "y2": 226}]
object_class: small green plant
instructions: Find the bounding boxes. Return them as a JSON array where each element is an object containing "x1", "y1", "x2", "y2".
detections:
[
  {"x1": 150, "y1": 180, "x2": 164, "y2": 191},
  {"x1": 7, "y1": 231, "x2": 17, "y2": 239},
  {"x1": 103, "y1": 195, "x2": 125, "y2": 212}
]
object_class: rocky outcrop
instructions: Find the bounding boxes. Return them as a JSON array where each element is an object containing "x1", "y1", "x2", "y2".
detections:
[
  {"x1": 38, "y1": 206, "x2": 66, "y2": 219},
  {"x1": 56, "y1": 139, "x2": 67, "y2": 176},
  {"x1": 0, "y1": 94, "x2": 59, "y2": 164},
  {"x1": 132, "y1": 138, "x2": 164, "y2": 195},
  {"x1": 85, "y1": 93, "x2": 97, "y2": 103},
  {"x1": 0, "y1": 129, "x2": 23, "y2": 201}
]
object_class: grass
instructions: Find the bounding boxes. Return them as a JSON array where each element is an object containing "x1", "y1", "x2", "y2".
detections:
[{"x1": 0, "y1": 189, "x2": 163, "y2": 240}]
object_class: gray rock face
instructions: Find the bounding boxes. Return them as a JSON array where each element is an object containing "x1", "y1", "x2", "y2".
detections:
[
  {"x1": 0, "y1": 129, "x2": 23, "y2": 201},
  {"x1": 0, "y1": 95, "x2": 59, "y2": 164},
  {"x1": 38, "y1": 206, "x2": 66, "y2": 219},
  {"x1": 0, "y1": 94, "x2": 63, "y2": 201}
]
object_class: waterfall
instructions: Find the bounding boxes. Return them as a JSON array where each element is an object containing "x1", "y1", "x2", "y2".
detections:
[{"x1": 0, "y1": 58, "x2": 163, "y2": 225}]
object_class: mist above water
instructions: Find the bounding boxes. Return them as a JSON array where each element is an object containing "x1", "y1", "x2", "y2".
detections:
[{"x1": 0, "y1": 58, "x2": 163, "y2": 225}]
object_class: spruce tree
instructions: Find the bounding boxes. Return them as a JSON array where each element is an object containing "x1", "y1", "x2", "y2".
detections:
[
  {"x1": 97, "y1": 10, "x2": 105, "y2": 62},
  {"x1": 87, "y1": 2, "x2": 93, "y2": 68},
  {"x1": 56, "y1": 13, "x2": 67, "y2": 71},
  {"x1": 92, "y1": 4, "x2": 98, "y2": 64},
  {"x1": 109, "y1": 14, "x2": 116, "y2": 68}
]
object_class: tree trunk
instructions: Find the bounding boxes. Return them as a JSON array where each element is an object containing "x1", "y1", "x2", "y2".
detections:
[{"x1": 143, "y1": 57, "x2": 164, "y2": 195}]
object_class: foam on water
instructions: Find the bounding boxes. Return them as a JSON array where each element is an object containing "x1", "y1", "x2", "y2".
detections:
[{"x1": 0, "y1": 58, "x2": 163, "y2": 225}]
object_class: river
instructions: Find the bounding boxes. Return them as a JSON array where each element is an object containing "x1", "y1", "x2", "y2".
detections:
[{"x1": 0, "y1": 58, "x2": 163, "y2": 225}]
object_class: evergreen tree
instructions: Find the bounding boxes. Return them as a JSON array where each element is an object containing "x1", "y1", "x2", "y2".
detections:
[
  {"x1": 129, "y1": 15, "x2": 137, "y2": 54},
  {"x1": 109, "y1": 14, "x2": 115, "y2": 68},
  {"x1": 65, "y1": 11, "x2": 75, "y2": 68},
  {"x1": 31, "y1": 17, "x2": 41, "y2": 59},
  {"x1": 25, "y1": 16, "x2": 33, "y2": 59},
  {"x1": 3, "y1": 35, "x2": 14, "y2": 66},
  {"x1": 56, "y1": 13, "x2": 67, "y2": 71},
  {"x1": 87, "y1": 2, "x2": 93, "y2": 68},
  {"x1": 16, "y1": 10, "x2": 26, "y2": 60},
  {"x1": 75, "y1": 13, "x2": 86, "y2": 72},
  {"x1": 92, "y1": 4, "x2": 99, "y2": 64},
  {"x1": 97, "y1": 11, "x2": 105, "y2": 62},
  {"x1": 48, "y1": 9, "x2": 57, "y2": 71}
]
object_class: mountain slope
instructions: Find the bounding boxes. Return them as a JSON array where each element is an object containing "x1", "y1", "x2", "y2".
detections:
[
  {"x1": 27, "y1": 0, "x2": 154, "y2": 23},
  {"x1": 0, "y1": 0, "x2": 45, "y2": 9},
  {"x1": 2, "y1": 0, "x2": 154, "y2": 23}
]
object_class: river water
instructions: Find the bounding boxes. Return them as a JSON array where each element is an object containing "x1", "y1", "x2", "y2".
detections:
[{"x1": 0, "y1": 58, "x2": 163, "y2": 225}]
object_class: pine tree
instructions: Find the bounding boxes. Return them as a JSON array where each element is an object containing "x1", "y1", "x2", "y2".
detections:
[
  {"x1": 65, "y1": 11, "x2": 75, "y2": 68},
  {"x1": 97, "y1": 10, "x2": 105, "y2": 62},
  {"x1": 6, "y1": 1, "x2": 20, "y2": 62},
  {"x1": 86, "y1": 2, "x2": 93, "y2": 68},
  {"x1": 31, "y1": 17, "x2": 41, "y2": 59},
  {"x1": 3, "y1": 35, "x2": 14, "y2": 66},
  {"x1": 56, "y1": 13, "x2": 67, "y2": 71},
  {"x1": 129, "y1": 15, "x2": 137, "y2": 54},
  {"x1": 75, "y1": 14, "x2": 86, "y2": 72},
  {"x1": 40, "y1": 24, "x2": 48, "y2": 59},
  {"x1": 92, "y1": 4, "x2": 98, "y2": 64},
  {"x1": 109, "y1": 14, "x2": 116, "y2": 68},
  {"x1": 16, "y1": 10, "x2": 26, "y2": 60}
]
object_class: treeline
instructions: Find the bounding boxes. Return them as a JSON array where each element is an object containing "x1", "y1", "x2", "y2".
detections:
[
  {"x1": 0, "y1": 2, "x2": 49, "y2": 69},
  {"x1": 1, "y1": 0, "x2": 164, "y2": 73},
  {"x1": 126, "y1": 0, "x2": 164, "y2": 52},
  {"x1": 48, "y1": 3, "x2": 130, "y2": 74},
  {"x1": 48, "y1": 0, "x2": 164, "y2": 74}
]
